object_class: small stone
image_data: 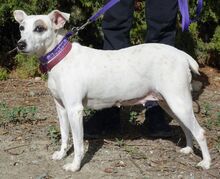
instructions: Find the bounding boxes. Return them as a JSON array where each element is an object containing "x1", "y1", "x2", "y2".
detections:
[
  {"x1": 29, "y1": 91, "x2": 35, "y2": 97},
  {"x1": 178, "y1": 175, "x2": 183, "y2": 179},
  {"x1": 13, "y1": 162, "x2": 19, "y2": 166},
  {"x1": 115, "y1": 160, "x2": 126, "y2": 167},
  {"x1": 16, "y1": 136, "x2": 23, "y2": 141},
  {"x1": 104, "y1": 167, "x2": 114, "y2": 173},
  {"x1": 31, "y1": 160, "x2": 39, "y2": 165},
  {"x1": 35, "y1": 173, "x2": 49, "y2": 179},
  {"x1": 35, "y1": 77, "x2": 41, "y2": 81}
]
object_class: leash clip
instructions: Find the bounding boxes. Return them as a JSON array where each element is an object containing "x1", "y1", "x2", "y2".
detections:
[
  {"x1": 71, "y1": 20, "x2": 92, "y2": 36},
  {"x1": 71, "y1": 27, "x2": 80, "y2": 35}
]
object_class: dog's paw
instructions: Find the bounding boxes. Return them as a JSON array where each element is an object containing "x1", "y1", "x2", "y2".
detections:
[
  {"x1": 180, "y1": 146, "x2": 193, "y2": 154},
  {"x1": 52, "y1": 150, "x2": 66, "y2": 160},
  {"x1": 63, "y1": 163, "x2": 80, "y2": 172},
  {"x1": 197, "y1": 160, "x2": 211, "y2": 170}
]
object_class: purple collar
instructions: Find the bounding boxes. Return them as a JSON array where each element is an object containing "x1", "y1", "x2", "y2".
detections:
[{"x1": 39, "y1": 32, "x2": 73, "y2": 73}]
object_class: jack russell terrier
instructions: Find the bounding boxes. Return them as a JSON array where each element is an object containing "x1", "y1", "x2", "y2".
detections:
[{"x1": 13, "y1": 10, "x2": 211, "y2": 172}]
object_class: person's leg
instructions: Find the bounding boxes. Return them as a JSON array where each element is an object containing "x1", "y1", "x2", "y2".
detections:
[
  {"x1": 102, "y1": 0, "x2": 135, "y2": 50},
  {"x1": 144, "y1": 0, "x2": 178, "y2": 137},
  {"x1": 145, "y1": 0, "x2": 178, "y2": 46}
]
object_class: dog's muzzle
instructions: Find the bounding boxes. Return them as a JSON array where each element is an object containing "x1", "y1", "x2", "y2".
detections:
[{"x1": 17, "y1": 40, "x2": 27, "y2": 51}]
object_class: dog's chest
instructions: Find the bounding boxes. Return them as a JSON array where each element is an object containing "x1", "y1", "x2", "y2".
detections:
[{"x1": 47, "y1": 77, "x2": 60, "y2": 99}]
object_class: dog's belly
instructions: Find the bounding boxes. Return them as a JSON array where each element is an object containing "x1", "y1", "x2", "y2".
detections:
[{"x1": 86, "y1": 92, "x2": 162, "y2": 110}]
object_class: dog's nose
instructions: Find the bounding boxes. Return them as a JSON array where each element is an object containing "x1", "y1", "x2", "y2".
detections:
[{"x1": 17, "y1": 41, "x2": 27, "y2": 51}]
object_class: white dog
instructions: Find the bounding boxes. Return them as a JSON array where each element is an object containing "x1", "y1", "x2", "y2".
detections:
[{"x1": 13, "y1": 10, "x2": 211, "y2": 171}]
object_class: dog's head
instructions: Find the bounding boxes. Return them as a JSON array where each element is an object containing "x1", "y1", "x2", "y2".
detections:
[{"x1": 13, "y1": 10, "x2": 70, "y2": 56}]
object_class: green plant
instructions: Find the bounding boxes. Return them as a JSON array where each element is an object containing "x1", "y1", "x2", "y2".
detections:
[
  {"x1": 204, "y1": 118, "x2": 213, "y2": 130},
  {"x1": 83, "y1": 108, "x2": 96, "y2": 121},
  {"x1": 115, "y1": 138, "x2": 125, "y2": 147},
  {"x1": 215, "y1": 112, "x2": 220, "y2": 127},
  {"x1": 129, "y1": 111, "x2": 138, "y2": 125},
  {"x1": 14, "y1": 54, "x2": 39, "y2": 79},
  {"x1": 130, "y1": 0, "x2": 146, "y2": 45},
  {"x1": 0, "y1": 67, "x2": 8, "y2": 80},
  {"x1": 124, "y1": 145, "x2": 147, "y2": 160},
  {"x1": 0, "y1": 101, "x2": 37, "y2": 125},
  {"x1": 202, "y1": 102, "x2": 212, "y2": 117},
  {"x1": 47, "y1": 125, "x2": 61, "y2": 144},
  {"x1": 201, "y1": 102, "x2": 214, "y2": 130}
]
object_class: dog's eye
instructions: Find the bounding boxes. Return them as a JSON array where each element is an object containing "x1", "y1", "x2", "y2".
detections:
[
  {"x1": 19, "y1": 26, "x2": 24, "y2": 31},
  {"x1": 34, "y1": 26, "x2": 46, "y2": 33}
]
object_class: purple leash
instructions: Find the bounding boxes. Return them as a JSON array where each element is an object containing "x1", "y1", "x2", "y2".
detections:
[
  {"x1": 178, "y1": 0, "x2": 203, "y2": 31},
  {"x1": 89, "y1": 0, "x2": 120, "y2": 22},
  {"x1": 70, "y1": 0, "x2": 120, "y2": 36}
]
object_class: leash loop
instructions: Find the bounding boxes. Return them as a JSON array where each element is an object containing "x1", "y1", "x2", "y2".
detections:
[{"x1": 178, "y1": 0, "x2": 203, "y2": 31}]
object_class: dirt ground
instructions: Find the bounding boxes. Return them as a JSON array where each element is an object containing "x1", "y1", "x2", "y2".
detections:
[{"x1": 0, "y1": 66, "x2": 219, "y2": 179}]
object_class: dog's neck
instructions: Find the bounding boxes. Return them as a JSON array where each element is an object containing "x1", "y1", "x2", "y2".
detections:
[
  {"x1": 39, "y1": 30, "x2": 72, "y2": 73},
  {"x1": 45, "y1": 29, "x2": 67, "y2": 55}
]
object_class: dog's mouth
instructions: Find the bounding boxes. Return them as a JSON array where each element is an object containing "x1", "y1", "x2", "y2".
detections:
[
  {"x1": 16, "y1": 46, "x2": 31, "y2": 54},
  {"x1": 19, "y1": 50, "x2": 29, "y2": 53},
  {"x1": 17, "y1": 48, "x2": 29, "y2": 54}
]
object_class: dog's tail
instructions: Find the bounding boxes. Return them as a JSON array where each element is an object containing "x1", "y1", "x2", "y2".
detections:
[{"x1": 186, "y1": 55, "x2": 200, "y2": 75}]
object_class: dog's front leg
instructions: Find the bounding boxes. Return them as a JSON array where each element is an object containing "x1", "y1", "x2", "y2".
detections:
[
  {"x1": 52, "y1": 99, "x2": 70, "y2": 160},
  {"x1": 63, "y1": 104, "x2": 84, "y2": 172}
]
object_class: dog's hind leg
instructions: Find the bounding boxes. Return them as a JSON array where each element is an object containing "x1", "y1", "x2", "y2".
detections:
[
  {"x1": 158, "y1": 100, "x2": 193, "y2": 154},
  {"x1": 162, "y1": 91, "x2": 211, "y2": 169},
  {"x1": 63, "y1": 104, "x2": 84, "y2": 172},
  {"x1": 52, "y1": 99, "x2": 70, "y2": 160}
]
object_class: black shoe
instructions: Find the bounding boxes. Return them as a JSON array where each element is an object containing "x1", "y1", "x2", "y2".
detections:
[
  {"x1": 84, "y1": 107, "x2": 120, "y2": 138},
  {"x1": 145, "y1": 104, "x2": 173, "y2": 138}
]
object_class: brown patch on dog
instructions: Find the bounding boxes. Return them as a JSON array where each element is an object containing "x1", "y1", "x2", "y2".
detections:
[{"x1": 34, "y1": 19, "x2": 48, "y2": 30}]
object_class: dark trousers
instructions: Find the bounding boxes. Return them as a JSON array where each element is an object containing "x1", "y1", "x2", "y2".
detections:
[
  {"x1": 102, "y1": 0, "x2": 178, "y2": 49},
  {"x1": 102, "y1": 0, "x2": 178, "y2": 131}
]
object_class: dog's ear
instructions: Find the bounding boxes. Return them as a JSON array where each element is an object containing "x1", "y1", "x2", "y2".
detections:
[
  {"x1": 48, "y1": 10, "x2": 70, "y2": 30},
  {"x1": 13, "y1": 10, "x2": 28, "y2": 23}
]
